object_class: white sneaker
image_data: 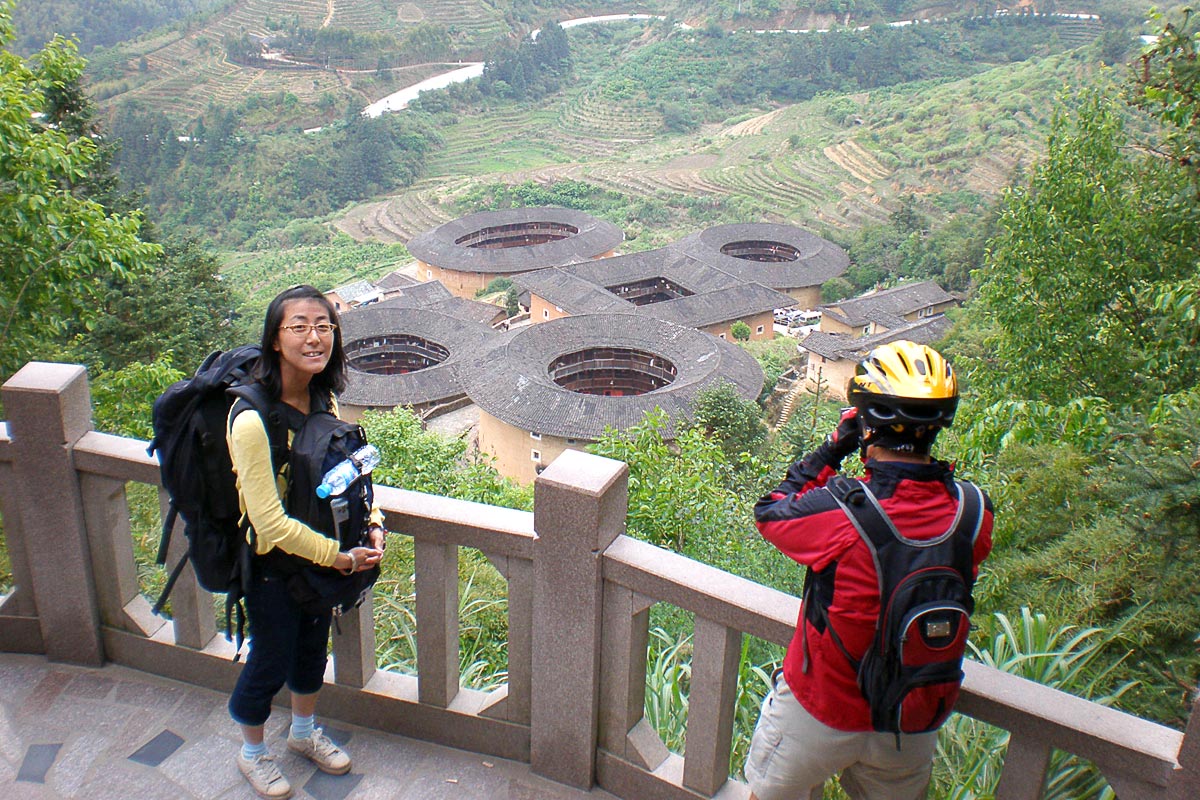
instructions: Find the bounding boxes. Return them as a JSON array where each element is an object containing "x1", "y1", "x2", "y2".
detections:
[
  {"x1": 237, "y1": 751, "x2": 293, "y2": 799},
  {"x1": 287, "y1": 727, "x2": 351, "y2": 775}
]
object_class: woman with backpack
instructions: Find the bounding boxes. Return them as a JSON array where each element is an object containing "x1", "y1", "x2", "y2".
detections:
[{"x1": 227, "y1": 284, "x2": 385, "y2": 799}]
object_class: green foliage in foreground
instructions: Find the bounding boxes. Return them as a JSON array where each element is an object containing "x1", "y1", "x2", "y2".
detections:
[
  {"x1": 0, "y1": 4, "x2": 160, "y2": 382},
  {"x1": 931, "y1": 608, "x2": 1135, "y2": 799},
  {"x1": 360, "y1": 407, "x2": 532, "y2": 511},
  {"x1": 966, "y1": 90, "x2": 1200, "y2": 408}
]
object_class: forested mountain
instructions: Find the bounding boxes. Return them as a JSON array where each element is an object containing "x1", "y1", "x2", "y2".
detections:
[{"x1": 10, "y1": 0, "x2": 225, "y2": 54}]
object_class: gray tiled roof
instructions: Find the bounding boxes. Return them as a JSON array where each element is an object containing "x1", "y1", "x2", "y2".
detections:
[
  {"x1": 373, "y1": 281, "x2": 504, "y2": 326},
  {"x1": 378, "y1": 280, "x2": 454, "y2": 305},
  {"x1": 339, "y1": 306, "x2": 499, "y2": 407},
  {"x1": 819, "y1": 280, "x2": 956, "y2": 326},
  {"x1": 673, "y1": 223, "x2": 849, "y2": 290},
  {"x1": 331, "y1": 279, "x2": 378, "y2": 304},
  {"x1": 459, "y1": 313, "x2": 764, "y2": 439},
  {"x1": 375, "y1": 270, "x2": 421, "y2": 291},
  {"x1": 515, "y1": 247, "x2": 793, "y2": 328},
  {"x1": 799, "y1": 314, "x2": 954, "y2": 362},
  {"x1": 406, "y1": 207, "x2": 624, "y2": 275},
  {"x1": 642, "y1": 283, "x2": 788, "y2": 328},
  {"x1": 514, "y1": 268, "x2": 633, "y2": 314}
]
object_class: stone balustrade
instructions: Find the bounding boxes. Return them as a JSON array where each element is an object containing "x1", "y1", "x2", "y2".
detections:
[{"x1": 0, "y1": 361, "x2": 1196, "y2": 799}]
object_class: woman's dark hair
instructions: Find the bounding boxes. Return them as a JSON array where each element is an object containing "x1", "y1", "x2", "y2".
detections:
[{"x1": 253, "y1": 284, "x2": 347, "y2": 399}]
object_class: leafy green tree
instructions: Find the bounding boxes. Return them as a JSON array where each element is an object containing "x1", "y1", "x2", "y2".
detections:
[
  {"x1": 691, "y1": 381, "x2": 769, "y2": 464},
  {"x1": 966, "y1": 90, "x2": 1200, "y2": 407},
  {"x1": 70, "y1": 238, "x2": 238, "y2": 372},
  {"x1": 90, "y1": 356, "x2": 183, "y2": 438},
  {"x1": 1129, "y1": 8, "x2": 1200, "y2": 190},
  {"x1": 730, "y1": 320, "x2": 751, "y2": 341},
  {"x1": 534, "y1": 19, "x2": 572, "y2": 75},
  {"x1": 0, "y1": 4, "x2": 159, "y2": 381}
]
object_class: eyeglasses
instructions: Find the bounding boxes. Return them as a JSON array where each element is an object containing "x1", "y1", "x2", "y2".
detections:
[{"x1": 280, "y1": 323, "x2": 337, "y2": 337}]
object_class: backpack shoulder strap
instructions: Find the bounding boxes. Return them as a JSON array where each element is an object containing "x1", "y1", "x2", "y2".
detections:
[
  {"x1": 952, "y1": 480, "x2": 986, "y2": 546},
  {"x1": 826, "y1": 475, "x2": 898, "y2": 552},
  {"x1": 228, "y1": 382, "x2": 290, "y2": 476}
]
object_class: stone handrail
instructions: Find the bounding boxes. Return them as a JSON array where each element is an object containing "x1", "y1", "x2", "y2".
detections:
[{"x1": 1, "y1": 361, "x2": 1197, "y2": 799}]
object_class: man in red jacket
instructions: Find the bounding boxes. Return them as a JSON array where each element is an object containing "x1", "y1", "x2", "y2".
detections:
[{"x1": 745, "y1": 341, "x2": 993, "y2": 800}]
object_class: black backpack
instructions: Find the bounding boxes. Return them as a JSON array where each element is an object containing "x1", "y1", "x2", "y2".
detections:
[
  {"x1": 267, "y1": 404, "x2": 379, "y2": 618},
  {"x1": 146, "y1": 346, "x2": 287, "y2": 650},
  {"x1": 804, "y1": 475, "x2": 985, "y2": 746}
]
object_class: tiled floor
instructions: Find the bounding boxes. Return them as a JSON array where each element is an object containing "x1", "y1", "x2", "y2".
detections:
[{"x1": 0, "y1": 654, "x2": 616, "y2": 800}]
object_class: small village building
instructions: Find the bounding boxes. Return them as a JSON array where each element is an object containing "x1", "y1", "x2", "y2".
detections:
[
  {"x1": 799, "y1": 315, "x2": 954, "y2": 400},
  {"x1": 670, "y1": 223, "x2": 850, "y2": 309},
  {"x1": 405, "y1": 207, "x2": 624, "y2": 300},
  {"x1": 460, "y1": 313, "x2": 763, "y2": 483},
  {"x1": 373, "y1": 269, "x2": 421, "y2": 299},
  {"x1": 515, "y1": 246, "x2": 793, "y2": 341},
  {"x1": 325, "y1": 279, "x2": 383, "y2": 312},
  {"x1": 817, "y1": 280, "x2": 958, "y2": 337}
]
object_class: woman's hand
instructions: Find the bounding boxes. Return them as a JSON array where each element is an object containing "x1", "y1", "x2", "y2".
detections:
[
  {"x1": 348, "y1": 545, "x2": 382, "y2": 571},
  {"x1": 368, "y1": 524, "x2": 387, "y2": 552},
  {"x1": 334, "y1": 545, "x2": 382, "y2": 575}
]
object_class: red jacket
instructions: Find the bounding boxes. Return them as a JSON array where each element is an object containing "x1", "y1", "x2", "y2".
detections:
[{"x1": 755, "y1": 448, "x2": 993, "y2": 732}]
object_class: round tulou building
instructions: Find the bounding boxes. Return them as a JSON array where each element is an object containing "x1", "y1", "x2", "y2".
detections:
[
  {"x1": 336, "y1": 304, "x2": 499, "y2": 421},
  {"x1": 405, "y1": 207, "x2": 624, "y2": 300},
  {"x1": 460, "y1": 313, "x2": 763, "y2": 483},
  {"x1": 672, "y1": 222, "x2": 850, "y2": 309}
]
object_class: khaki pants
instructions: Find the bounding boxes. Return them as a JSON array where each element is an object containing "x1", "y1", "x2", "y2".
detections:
[{"x1": 744, "y1": 674, "x2": 937, "y2": 800}]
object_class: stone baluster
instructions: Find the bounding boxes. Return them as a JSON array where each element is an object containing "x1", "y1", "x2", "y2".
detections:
[
  {"x1": 682, "y1": 617, "x2": 742, "y2": 796},
  {"x1": 158, "y1": 490, "x2": 216, "y2": 649},
  {"x1": 0, "y1": 450, "x2": 35, "y2": 617},
  {"x1": 415, "y1": 539, "x2": 459, "y2": 707},
  {"x1": 598, "y1": 584, "x2": 666, "y2": 769},
  {"x1": 331, "y1": 594, "x2": 376, "y2": 688},
  {"x1": 995, "y1": 735, "x2": 1052, "y2": 799},
  {"x1": 530, "y1": 450, "x2": 628, "y2": 789}
]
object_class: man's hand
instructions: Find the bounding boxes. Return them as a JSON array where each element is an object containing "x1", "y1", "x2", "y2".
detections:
[{"x1": 827, "y1": 406, "x2": 861, "y2": 460}]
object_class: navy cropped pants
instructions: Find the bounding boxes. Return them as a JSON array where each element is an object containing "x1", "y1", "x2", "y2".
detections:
[{"x1": 228, "y1": 570, "x2": 331, "y2": 727}]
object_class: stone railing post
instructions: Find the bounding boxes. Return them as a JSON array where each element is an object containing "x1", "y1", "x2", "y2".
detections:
[
  {"x1": 530, "y1": 450, "x2": 628, "y2": 789},
  {"x1": 1172, "y1": 696, "x2": 1200, "y2": 800},
  {"x1": 2, "y1": 363, "x2": 103, "y2": 665}
]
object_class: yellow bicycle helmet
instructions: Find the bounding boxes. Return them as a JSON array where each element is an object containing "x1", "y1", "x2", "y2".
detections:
[{"x1": 846, "y1": 340, "x2": 958, "y2": 454}]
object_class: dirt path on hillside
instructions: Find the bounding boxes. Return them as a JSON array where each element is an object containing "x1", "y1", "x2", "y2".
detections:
[
  {"x1": 722, "y1": 108, "x2": 785, "y2": 137},
  {"x1": 322, "y1": 0, "x2": 334, "y2": 28}
]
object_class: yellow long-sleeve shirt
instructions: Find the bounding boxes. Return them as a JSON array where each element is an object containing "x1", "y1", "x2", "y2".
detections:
[{"x1": 227, "y1": 400, "x2": 382, "y2": 567}]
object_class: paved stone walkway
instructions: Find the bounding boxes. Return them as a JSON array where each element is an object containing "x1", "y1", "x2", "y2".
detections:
[{"x1": 0, "y1": 654, "x2": 616, "y2": 800}]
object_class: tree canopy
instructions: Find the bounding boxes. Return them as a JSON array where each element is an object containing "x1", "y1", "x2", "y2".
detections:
[{"x1": 0, "y1": 2, "x2": 160, "y2": 381}]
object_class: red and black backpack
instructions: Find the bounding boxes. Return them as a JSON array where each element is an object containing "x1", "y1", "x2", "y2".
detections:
[{"x1": 803, "y1": 474, "x2": 985, "y2": 746}]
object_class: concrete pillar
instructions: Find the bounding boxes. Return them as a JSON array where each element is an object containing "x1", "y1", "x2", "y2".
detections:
[
  {"x1": 2, "y1": 363, "x2": 103, "y2": 665},
  {"x1": 530, "y1": 450, "x2": 628, "y2": 789}
]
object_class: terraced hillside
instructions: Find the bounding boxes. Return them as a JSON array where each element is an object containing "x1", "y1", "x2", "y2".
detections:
[
  {"x1": 91, "y1": 0, "x2": 516, "y2": 123},
  {"x1": 334, "y1": 44, "x2": 1104, "y2": 246}
]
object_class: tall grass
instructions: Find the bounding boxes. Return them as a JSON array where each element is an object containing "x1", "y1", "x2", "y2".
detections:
[
  {"x1": 932, "y1": 607, "x2": 1136, "y2": 799},
  {"x1": 644, "y1": 624, "x2": 784, "y2": 777},
  {"x1": 373, "y1": 551, "x2": 509, "y2": 691}
]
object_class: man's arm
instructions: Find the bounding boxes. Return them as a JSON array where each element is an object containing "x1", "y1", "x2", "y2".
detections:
[{"x1": 754, "y1": 408, "x2": 862, "y2": 569}]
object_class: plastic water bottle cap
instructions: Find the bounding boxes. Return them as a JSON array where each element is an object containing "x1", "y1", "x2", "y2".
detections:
[{"x1": 316, "y1": 484, "x2": 332, "y2": 499}]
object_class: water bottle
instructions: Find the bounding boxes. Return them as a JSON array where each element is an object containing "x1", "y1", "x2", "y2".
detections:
[{"x1": 316, "y1": 444, "x2": 380, "y2": 499}]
